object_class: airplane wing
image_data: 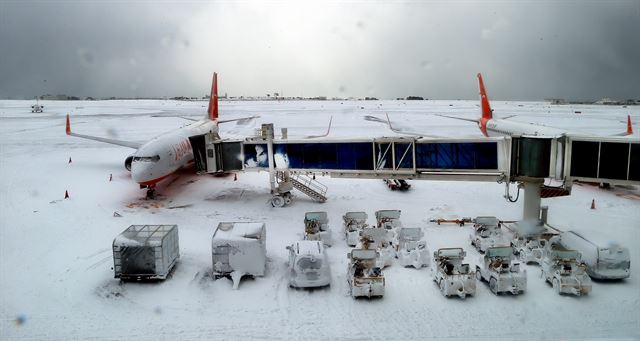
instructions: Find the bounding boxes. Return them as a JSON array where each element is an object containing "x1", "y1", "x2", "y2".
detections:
[
  {"x1": 303, "y1": 116, "x2": 333, "y2": 138},
  {"x1": 66, "y1": 114, "x2": 142, "y2": 149},
  {"x1": 386, "y1": 114, "x2": 441, "y2": 138},
  {"x1": 435, "y1": 114, "x2": 478, "y2": 123},
  {"x1": 218, "y1": 115, "x2": 260, "y2": 124}
]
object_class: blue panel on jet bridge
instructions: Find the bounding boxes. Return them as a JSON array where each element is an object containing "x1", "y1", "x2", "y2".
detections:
[
  {"x1": 273, "y1": 142, "x2": 374, "y2": 170},
  {"x1": 415, "y1": 142, "x2": 498, "y2": 169}
]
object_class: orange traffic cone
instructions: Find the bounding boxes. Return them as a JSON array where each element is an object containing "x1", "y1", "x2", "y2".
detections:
[
  {"x1": 64, "y1": 190, "x2": 69, "y2": 199},
  {"x1": 590, "y1": 199, "x2": 596, "y2": 209},
  {"x1": 233, "y1": 173, "x2": 237, "y2": 181},
  {"x1": 68, "y1": 157, "x2": 72, "y2": 164}
]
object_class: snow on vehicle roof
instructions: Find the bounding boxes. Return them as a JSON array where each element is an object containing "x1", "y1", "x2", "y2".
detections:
[
  {"x1": 565, "y1": 230, "x2": 626, "y2": 249},
  {"x1": 305, "y1": 211, "x2": 328, "y2": 222},
  {"x1": 295, "y1": 240, "x2": 323, "y2": 255},
  {"x1": 344, "y1": 211, "x2": 367, "y2": 220},
  {"x1": 436, "y1": 248, "x2": 464, "y2": 258},
  {"x1": 113, "y1": 225, "x2": 177, "y2": 247},
  {"x1": 351, "y1": 249, "x2": 377, "y2": 260},
  {"x1": 399, "y1": 227, "x2": 423, "y2": 241},
  {"x1": 486, "y1": 246, "x2": 512, "y2": 258},
  {"x1": 375, "y1": 209, "x2": 401, "y2": 220},
  {"x1": 214, "y1": 222, "x2": 265, "y2": 241},
  {"x1": 475, "y1": 216, "x2": 499, "y2": 226}
]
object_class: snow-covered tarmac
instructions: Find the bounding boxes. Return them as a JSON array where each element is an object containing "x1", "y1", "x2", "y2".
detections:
[{"x1": 1, "y1": 99, "x2": 639, "y2": 339}]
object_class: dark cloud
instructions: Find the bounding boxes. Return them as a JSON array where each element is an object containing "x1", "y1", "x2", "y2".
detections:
[{"x1": 1, "y1": 1, "x2": 638, "y2": 100}]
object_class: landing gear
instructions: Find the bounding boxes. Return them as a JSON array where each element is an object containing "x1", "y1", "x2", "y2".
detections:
[{"x1": 146, "y1": 187, "x2": 156, "y2": 200}]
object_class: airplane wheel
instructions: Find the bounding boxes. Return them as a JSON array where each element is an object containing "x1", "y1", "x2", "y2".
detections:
[{"x1": 271, "y1": 196, "x2": 285, "y2": 207}]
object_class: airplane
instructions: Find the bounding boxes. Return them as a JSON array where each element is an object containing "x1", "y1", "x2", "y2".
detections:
[
  {"x1": 439, "y1": 73, "x2": 634, "y2": 138},
  {"x1": 66, "y1": 72, "x2": 251, "y2": 198}
]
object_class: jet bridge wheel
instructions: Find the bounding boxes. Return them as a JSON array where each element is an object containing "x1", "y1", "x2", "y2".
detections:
[{"x1": 271, "y1": 195, "x2": 285, "y2": 207}]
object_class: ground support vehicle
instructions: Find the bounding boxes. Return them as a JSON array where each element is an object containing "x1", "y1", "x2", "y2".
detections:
[
  {"x1": 431, "y1": 248, "x2": 476, "y2": 298},
  {"x1": 476, "y1": 246, "x2": 526, "y2": 295}
]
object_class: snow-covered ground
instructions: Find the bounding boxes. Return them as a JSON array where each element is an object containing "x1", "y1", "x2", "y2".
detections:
[{"x1": 1, "y1": 99, "x2": 638, "y2": 339}]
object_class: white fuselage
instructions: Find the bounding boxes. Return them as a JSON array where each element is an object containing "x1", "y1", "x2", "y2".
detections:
[
  {"x1": 130, "y1": 119, "x2": 217, "y2": 187},
  {"x1": 483, "y1": 119, "x2": 567, "y2": 137}
]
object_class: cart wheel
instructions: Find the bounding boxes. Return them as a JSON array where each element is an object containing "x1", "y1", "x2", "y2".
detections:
[
  {"x1": 552, "y1": 278, "x2": 560, "y2": 294},
  {"x1": 271, "y1": 196, "x2": 285, "y2": 207},
  {"x1": 489, "y1": 277, "x2": 498, "y2": 295},
  {"x1": 475, "y1": 268, "x2": 482, "y2": 281},
  {"x1": 438, "y1": 279, "x2": 445, "y2": 294}
]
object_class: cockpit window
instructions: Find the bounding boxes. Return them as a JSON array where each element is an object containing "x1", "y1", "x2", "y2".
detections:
[{"x1": 132, "y1": 155, "x2": 160, "y2": 162}]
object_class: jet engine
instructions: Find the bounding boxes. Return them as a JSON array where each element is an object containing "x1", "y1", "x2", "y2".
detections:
[{"x1": 124, "y1": 155, "x2": 134, "y2": 171}]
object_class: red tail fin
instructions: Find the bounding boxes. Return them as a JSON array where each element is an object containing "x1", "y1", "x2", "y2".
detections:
[
  {"x1": 207, "y1": 72, "x2": 218, "y2": 121},
  {"x1": 66, "y1": 114, "x2": 71, "y2": 135},
  {"x1": 627, "y1": 115, "x2": 633, "y2": 135},
  {"x1": 477, "y1": 73, "x2": 493, "y2": 120}
]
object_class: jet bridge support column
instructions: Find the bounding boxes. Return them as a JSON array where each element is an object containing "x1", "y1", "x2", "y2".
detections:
[{"x1": 522, "y1": 181, "x2": 543, "y2": 224}]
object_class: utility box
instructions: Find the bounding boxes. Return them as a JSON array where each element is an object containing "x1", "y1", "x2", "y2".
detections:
[
  {"x1": 112, "y1": 225, "x2": 179, "y2": 280},
  {"x1": 212, "y1": 222, "x2": 267, "y2": 289}
]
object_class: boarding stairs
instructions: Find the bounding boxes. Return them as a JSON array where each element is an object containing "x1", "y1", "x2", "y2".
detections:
[{"x1": 277, "y1": 172, "x2": 328, "y2": 203}]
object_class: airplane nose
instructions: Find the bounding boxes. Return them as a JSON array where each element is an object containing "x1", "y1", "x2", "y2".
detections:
[{"x1": 130, "y1": 161, "x2": 155, "y2": 184}]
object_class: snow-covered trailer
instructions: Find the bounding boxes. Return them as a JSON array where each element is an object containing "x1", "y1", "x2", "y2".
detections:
[
  {"x1": 212, "y1": 222, "x2": 267, "y2": 289},
  {"x1": 343, "y1": 211, "x2": 368, "y2": 247},
  {"x1": 396, "y1": 227, "x2": 430, "y2": 269},
  {"x1": 112, "y1": 225, "x2": 179, "y2": 281},
  {"x1": 560, "y1": 231, "x2": 630, "y2": 280}
]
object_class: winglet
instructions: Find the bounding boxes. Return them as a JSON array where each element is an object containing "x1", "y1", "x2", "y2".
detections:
[
  {"x1": 66, "y1": 113, "x2": 71, "y2": 135},
  {"x1": 477, "y1": 73, "x2": 493, "y2": 120},
  {"x1": 627, "y1": 114, "x2": 633, "y2": 135},
  {"x1": 207, "y1": 72, "x2": 218, "y2": 121}
]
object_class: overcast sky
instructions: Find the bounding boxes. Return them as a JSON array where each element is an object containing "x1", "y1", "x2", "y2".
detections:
[{"x1": 1, "y1": 0, "x2": 639, "y2": 100}]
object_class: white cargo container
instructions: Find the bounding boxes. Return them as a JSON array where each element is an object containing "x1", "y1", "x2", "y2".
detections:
[
  {"x1": 212, "y1": 222, "x2": 267, "y2": 289},
  {"x1": 112, "y1": 225, "x2": 179, "y2": 281},
  {"x1": 560, "y1": 230, "x2": 630, "y2": 280}
]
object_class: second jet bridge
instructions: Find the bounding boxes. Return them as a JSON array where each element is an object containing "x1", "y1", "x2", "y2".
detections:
[{"x1": 190, "y1": 128, "x2": 639, "y2": 187}]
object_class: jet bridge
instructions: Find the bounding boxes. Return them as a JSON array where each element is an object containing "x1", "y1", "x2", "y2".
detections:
[{"x1": 189, "y1": 125, "x2": 639, "y2": 213}]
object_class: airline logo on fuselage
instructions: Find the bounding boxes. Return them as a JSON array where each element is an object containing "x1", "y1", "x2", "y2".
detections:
[{"x1": 173, "y1": 139, "x2": 191, "y2": 161}]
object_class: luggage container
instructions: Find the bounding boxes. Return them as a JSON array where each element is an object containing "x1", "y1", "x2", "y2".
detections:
[
  {"x1": 212, "y1": 222, "x2": 267, "y2": 289},
  {"x1": 560, "y1": 230, "x2": 630, "y2": 280},
  {"x1": 112, "y1": 225, "x2": 179, "y2": 281}
]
